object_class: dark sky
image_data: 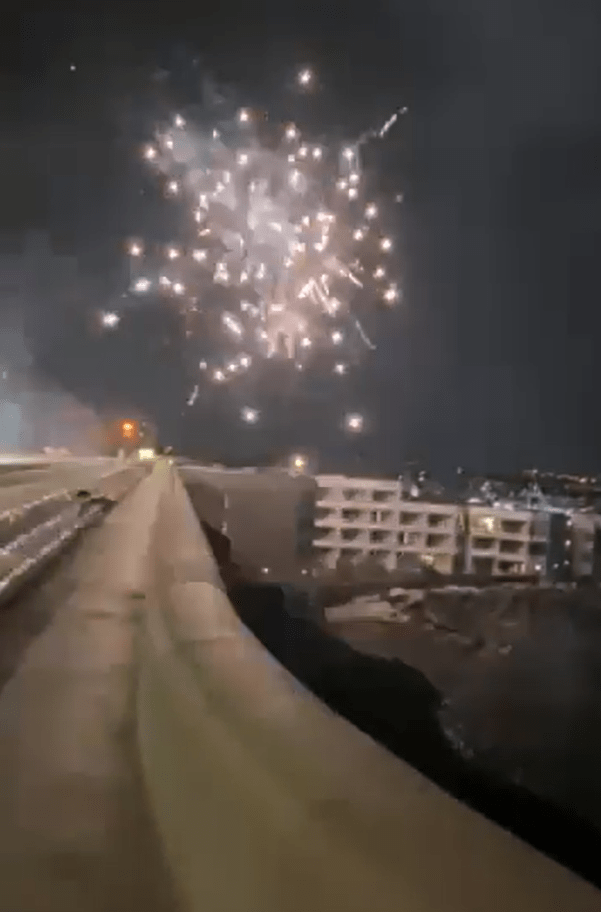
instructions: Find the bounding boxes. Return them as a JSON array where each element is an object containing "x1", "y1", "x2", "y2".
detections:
[{"x1": 6, "y1": 1, "x2": 601, "y2": 476}]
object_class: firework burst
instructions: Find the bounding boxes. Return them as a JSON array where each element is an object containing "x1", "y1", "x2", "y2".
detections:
[{"x1": 117, "y1": 67, "x2": 406, "y2": 432}]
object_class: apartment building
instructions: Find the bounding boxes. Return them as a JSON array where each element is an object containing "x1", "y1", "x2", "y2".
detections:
[
  {"x1": 314, "y1": 475, "x2": 460, "y2": 574},
  {"x1": 314, "y1": 474, "x2": 601, "y2": 581},
  {"x1": 463, "y1": 503, "x2": 544, "y2": 576}
]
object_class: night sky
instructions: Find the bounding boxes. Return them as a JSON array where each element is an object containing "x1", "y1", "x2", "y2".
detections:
[{"x1": 8, "y1": 1, "x2": 601, "y2": 477}]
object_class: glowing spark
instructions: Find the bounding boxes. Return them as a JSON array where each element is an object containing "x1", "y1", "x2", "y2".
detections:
[
  {"x1": 331, "y1": 330, "x2": 343, "y2": 344},
  {"x1": 373, "y1": 266, "x2": 386, "y2": 279},
  {"x1": 174, "y1": 114, "x2": 186, "y2": 129},
  {"x1": 344, "y1": 412, "x2": 364, "y2": 433},
  {"x1": 237, "y1": 152, "x2": 249, "y2": 166},
  {"x1": 129, "y1": 241, "x2": 143, "y2": 257},
  {"x1": 192, "y1": 249, "x2": 207, "y2": 262},
  {"x1": 380, "y1": 237, "x2": 393, "y2": 252},
  {"x1": 383, "y1": 284, "x2": 399, "y2": 303},
  {"x1": 144, "y1": 145, "x2": 157, "y2": 161},
  {"x1": 348, "y1": 187, "x2": 358, "y2": 200},
  {"x1": 238, "y1": 108, "x2": 251, "y2": 124},
  {"x1": 343, "y1": 147, "x2": 354, "y2": 161},
  {"x1": 334, "y1": 362, "x2": 347, "y2": 375},
  {"x1": 312, "y1": 146, "x2": 322, "y2": 160},
  {"x1": 223, "y1": 312, "x2": 243, "y2": 337},
  {"x1": 353, "y1": 228, "x2": 365, "y2": 241},
  {"x1": 285, "y1": 124, "x2": 299, "y2": 141},
  {"x1": 199, "y1": 360, "x2": 208, "y2": 370},
  {"x1": 167, "y1": 180, "x2": 179, "y2": 195},
  {"x1": 241, "y1": 406, "x2": 259, "y2": 424},
  {"x1": 101, "y1": 311, "x2": 120, "y2": 329},
  {"x1": 133, "y1": 277, "x2": 151, "y2": 293},
  {"x1": 297, "y1": 68, "x2": 313, "y2": 87},
  {"x1": 187, "y1": 385, "x2": 199, "y2": 406},
  {"x1": 213, "y1": 369, "x2": 225, "y2": 382},
  {"x1": 365, "y1": 203, "x2": 378, "y2": 220},
  {"x1": 167, "y1": 247, "x2": 180, "y2": 260},
  {"x1": 173, "y1": 282, "x2": 185, "y2": 295}
]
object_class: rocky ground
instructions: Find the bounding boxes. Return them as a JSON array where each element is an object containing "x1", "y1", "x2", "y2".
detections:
[{"x1": 329, "y1": 583, "x2": 601, "y2": 830}]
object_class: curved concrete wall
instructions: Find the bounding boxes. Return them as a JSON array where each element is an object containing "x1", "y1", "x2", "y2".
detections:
[{"x1": 137, "y1": 463, "x2": 600, "y2": 912}]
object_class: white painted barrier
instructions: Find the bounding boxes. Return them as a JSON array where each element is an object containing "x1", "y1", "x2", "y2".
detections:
[{"x1": 138, "y1": 463, "x2": 600, "y2": 912}]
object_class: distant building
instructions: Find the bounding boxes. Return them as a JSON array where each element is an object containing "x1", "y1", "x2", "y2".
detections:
[
  {"x1": 314, "y1": 475, "x2": 460, "y2": 574},
  {"x1": 313, "y1": 473, "x2": 601, "y2": 582}
]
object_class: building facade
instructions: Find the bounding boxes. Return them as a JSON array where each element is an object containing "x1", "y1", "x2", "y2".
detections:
[
  {"x1": 314, "y1": 475, "x2": 460, "y2": 574},
  {"x1": 314, "y1": 474, "x2": 601, "y2": 581}
]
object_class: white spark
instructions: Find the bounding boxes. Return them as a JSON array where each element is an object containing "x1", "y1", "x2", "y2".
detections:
[
  {"x1": 297, "y1": 68, "x2": 313, "y2": 87},
  {"x1": 101, "y1": 311, "x2": 120, "y2": 329},
  {"x1": 344, "y1": 412, "x2": 364, "y2": 433},
  {"x1": 241, "y1": 406, "x2": 259, "y2": 424}
]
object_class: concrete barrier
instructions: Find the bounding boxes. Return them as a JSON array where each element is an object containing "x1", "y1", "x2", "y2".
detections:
[{"x1": 138, "y1": 464, "x2": 600, "y2": 912}]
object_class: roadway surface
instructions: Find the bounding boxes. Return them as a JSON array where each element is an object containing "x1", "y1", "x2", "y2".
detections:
[
  {"x1": 0, "y1": 459, "x2": 179, "y2": 912},
  {"x1": 0, "y1": 458, "x2": 128, "y2": 513}
]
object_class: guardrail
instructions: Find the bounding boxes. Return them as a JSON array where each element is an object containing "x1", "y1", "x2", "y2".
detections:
[
  {"x1": 137, "y1": 462, "x2": 600, "y2": 912},
  {"x1": 0, "y1": 463, "x2": 149, "y2": 607}
]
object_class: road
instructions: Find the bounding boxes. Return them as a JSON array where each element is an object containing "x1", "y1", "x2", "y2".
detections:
[
  {"x1": 0, "y1": 457, "x2": 129, "y2": 512},
  {"x1": 0, "y1": 459, "x2": 179, "y2": 912}
]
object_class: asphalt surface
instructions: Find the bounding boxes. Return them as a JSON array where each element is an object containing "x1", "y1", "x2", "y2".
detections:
[{"x1": 0, "y1": 464, "x2": 179, "y2": 912}]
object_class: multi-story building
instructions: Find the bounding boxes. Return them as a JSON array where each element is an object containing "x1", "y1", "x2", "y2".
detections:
[
  {"x1": 313, "y1": 474, "x2": 601, "y2": 581},
  {"x1": 314, "y1": 475, "x2": 460, "y2": 574}
]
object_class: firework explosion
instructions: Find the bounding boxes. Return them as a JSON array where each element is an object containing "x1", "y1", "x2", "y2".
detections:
[{"x1": 107, "y1": 68, "x2": 406, "y2": 433}]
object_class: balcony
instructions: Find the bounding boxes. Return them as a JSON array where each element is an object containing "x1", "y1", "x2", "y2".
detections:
[
  {"x1": 500, "y1": 519, "x2": 528, "y2": 537},
  {"x1": 426, "y1": 533, "x2": 453, "y2": 551},
  {"x1": 499, "y1": 539, "x2": 526, "y2": 556}
]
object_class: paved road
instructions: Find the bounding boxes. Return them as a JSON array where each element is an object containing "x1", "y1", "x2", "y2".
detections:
[
  {"x1": 0, "y1": 459, "x2": 130, "y2": 514},
  {"x1": 0, "y1": 469, "x2": 179, "y2": 912}
]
